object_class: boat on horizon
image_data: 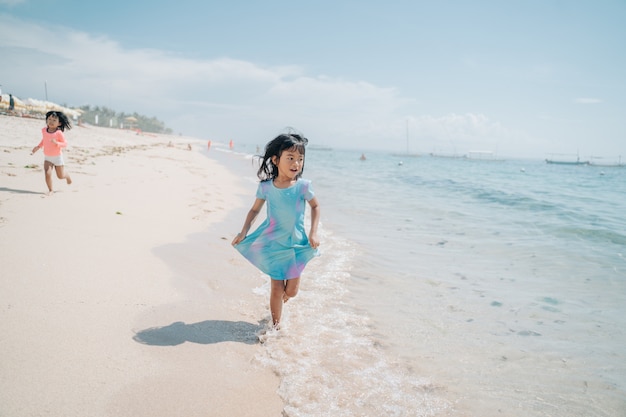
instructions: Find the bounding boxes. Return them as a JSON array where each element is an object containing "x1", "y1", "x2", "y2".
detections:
[
  {"x1": 467, "y1": 150, "x2": 502, "y2": 161},
  {"x1": 429, "y1": 152, "x2": 466, "y2": 159},
  {"x1": 308, "y1": 144, "x2": 333, "y2": 151},
  {"x1": 545, "y1": 152, "x2": 589, "y2": 165},
  {"x1": 392, "y1": 119, "x2": 419, "y2": 157},
  {"x1": 545, "y1": 158, "x2": 589, "y2": 165},
  {"x1": 588, "y1": 156, "x2": 624, "y2": 167}
]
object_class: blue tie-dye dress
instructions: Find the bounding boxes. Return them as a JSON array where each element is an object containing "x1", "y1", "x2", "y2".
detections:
[{"x1": 235, "y1": 178, "x2": 319, "y2": 280}]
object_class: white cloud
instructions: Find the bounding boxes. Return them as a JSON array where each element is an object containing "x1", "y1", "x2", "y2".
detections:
[
  {"x1": 0, "y1": 14, "x2": 522, "y2": 155},
  {"x1": 409, "y1": 113, "x2": 517, "y2": 154},
  {"x1": 0, "y1": 15, "x2": 420, "y2": 147}
]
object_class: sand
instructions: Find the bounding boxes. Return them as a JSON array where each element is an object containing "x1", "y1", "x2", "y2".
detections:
[{"x1": 0, "y1": 115, "x2": 283, "y2": 416}]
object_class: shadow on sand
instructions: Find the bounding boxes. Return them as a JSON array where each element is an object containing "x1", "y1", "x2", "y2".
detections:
[
  {"x1": 133, "y1": 319, "x2": 267, "y2": 346},
  {"x1": 0, "y1": 187, "x2": 44, "y2": 195}
]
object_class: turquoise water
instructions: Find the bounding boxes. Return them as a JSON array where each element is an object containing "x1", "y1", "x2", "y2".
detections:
[{"x1": 214, "y1": 146, "x2": 626, "y2": 416}]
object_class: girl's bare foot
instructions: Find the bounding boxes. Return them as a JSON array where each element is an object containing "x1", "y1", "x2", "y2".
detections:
[
  {"x1": 258, "y1": 322, "x2": 280, "y2": 343},
  {"x1": 66, "y1": 175, "x2": 72, "y2": 185},
  {"x1": 282, "y1": 292, "x2": 290, "y2": 303},
  {"x1": 46, "y1": 190, "x2": 54, "y2": 196}
]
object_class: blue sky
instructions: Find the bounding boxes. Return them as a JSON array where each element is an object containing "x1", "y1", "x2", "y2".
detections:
[{"x1": 1, "y1": 0, "x2": 624, "y2": 159}]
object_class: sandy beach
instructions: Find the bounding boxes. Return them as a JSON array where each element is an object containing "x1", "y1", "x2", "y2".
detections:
[{"x1": 0, "y1": 115, "x2": 283, "y2": 416}]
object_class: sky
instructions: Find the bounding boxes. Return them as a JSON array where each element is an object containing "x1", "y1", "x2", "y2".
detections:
[{"x1": 1, "y1": 0, "x2": 625, "y2": 159}]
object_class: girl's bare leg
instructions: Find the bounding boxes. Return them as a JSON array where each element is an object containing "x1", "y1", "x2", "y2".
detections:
[
  {"x1": 269, "y1": 277, "x2": 301, "y2": 326},
  {"x1": 55, "y1": 165, "x2": 72, "y2": 185},
  {"x1": 44, "y1": 161, "x2": 54, "y2": 194},
  {"x1": 283, "y1": 277, "x2": 300, "y2": 303},
  {"x1": 270, "y1": 280, "x2": 286, "y2": 325}
]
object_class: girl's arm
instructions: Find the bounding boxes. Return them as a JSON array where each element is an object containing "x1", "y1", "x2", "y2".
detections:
[
  {"x1": 52, "y1": 131, "x2": 67, "y2": 148},
  {"x1": 232, "y1": 198, "x2": 265, "y2": 245},
  {"x1": 31, "y1": 139, "x2": 44, "y2": 154},
  {"x1": 307, "y1": 197, "x2": 321, "y2": 249}
]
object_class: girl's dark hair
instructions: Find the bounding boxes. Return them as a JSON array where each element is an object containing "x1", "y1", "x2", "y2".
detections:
[
  {"x1": 257, "y1": 131, "x2": 308, "y2": 181},
  {"x1": 46, "y1": 111, "x2": 72, "y2": 131}
]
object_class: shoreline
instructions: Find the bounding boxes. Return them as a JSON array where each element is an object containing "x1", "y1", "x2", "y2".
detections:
[{"x1": 0, "y1": 115, "x2": 283, "y2": 416}]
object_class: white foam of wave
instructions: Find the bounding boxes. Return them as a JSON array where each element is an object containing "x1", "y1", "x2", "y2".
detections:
[{"x1": 253, "y1": 227, "x2": 451, "y2": 416}]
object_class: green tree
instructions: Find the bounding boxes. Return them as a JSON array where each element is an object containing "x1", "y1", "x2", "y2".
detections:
[{"x1": 78, "y1": 105, "x2": 172, "y2": 134}]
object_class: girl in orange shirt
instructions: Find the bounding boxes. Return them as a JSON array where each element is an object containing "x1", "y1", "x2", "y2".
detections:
[{"x1": 31, "y1": 111, "x2": 73, "y2": 195}]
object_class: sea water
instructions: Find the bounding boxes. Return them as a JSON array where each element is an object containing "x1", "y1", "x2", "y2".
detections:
[{"x1": 211, "y1": 145, "x2": 626, "y2": 417}]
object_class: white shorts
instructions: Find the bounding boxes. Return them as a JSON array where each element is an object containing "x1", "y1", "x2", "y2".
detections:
[{"x1": 44, "y1": 155, "x2": 65, "y2": 166}]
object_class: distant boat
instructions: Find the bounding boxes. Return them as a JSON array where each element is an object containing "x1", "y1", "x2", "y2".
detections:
[
  {"x1": 429, "y1": 153, "x2": 466, "y2": 159},
  {"x1": 308, "y1": 145, "x2": 333, "y2": 151},
  {"x1": 545, "y1": 159, "x2": 589, "y2": 165},
  {"x1": 545, "y1": 152, "x2": 589, "y2": 165},
  {"x1": 392, "y1": 119, "x2": 419, "y2": 157},
  {"x1": 588, "y1": 156, "x2": 624, "y2": 168},
  {"x1": 467, "y1": 150, "x2": 501, "y2": 161},
  {"x1": 588, "y1": 162, "x2": 625, "y2": 168},
  {"x1": 392, "y1": 152, "x2": 420, "y2": 158}
]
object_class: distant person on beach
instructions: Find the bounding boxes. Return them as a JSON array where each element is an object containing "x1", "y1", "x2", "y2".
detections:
[
  {"x1": 232, "y1": 131, "x2": 321, "y2": 328},
  {"x1": 9, "y1": 94, "x2": 14, "y2": 111},
  {"x1": 31, "y1": 111, "x2": 73, "y2": 195}
]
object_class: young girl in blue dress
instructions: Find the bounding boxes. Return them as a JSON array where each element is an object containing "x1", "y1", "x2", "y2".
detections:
[{"x1": 232, "y1": 131, "x2": 320, "y2": 327}]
